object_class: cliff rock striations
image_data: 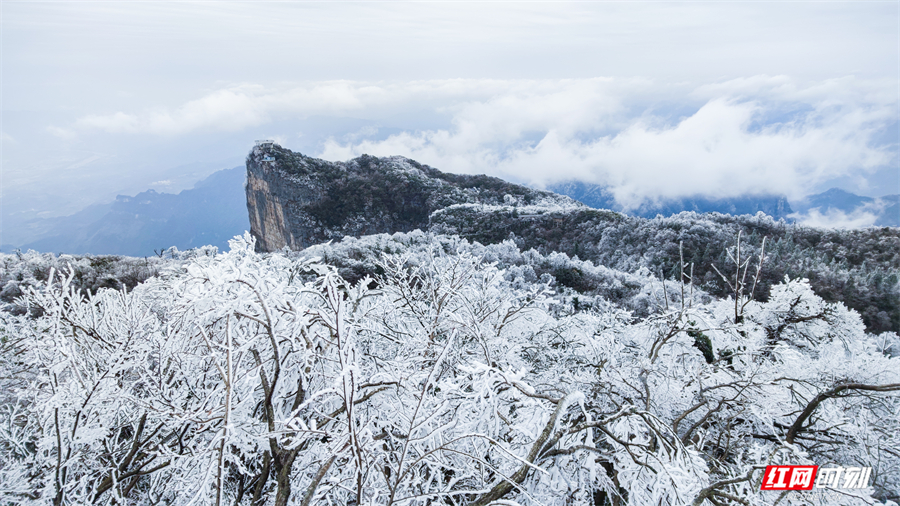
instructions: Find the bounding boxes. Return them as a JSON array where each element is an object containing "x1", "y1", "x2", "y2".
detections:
[{"x1": 246, "y1": 143, "x2": 581, "y2": 251}]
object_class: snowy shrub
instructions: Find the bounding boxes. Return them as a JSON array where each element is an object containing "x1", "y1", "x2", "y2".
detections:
[{"x1": 0, "y1": 233, "x2": 897, "y2": 505}]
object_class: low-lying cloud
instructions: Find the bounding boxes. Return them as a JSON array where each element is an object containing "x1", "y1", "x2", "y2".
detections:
[
  {"x1": 64, "y1": 77, "x2": 897, "y2": 209},
  {"x1": 790, "y1": 197, "x2": 894, "y2": 229},
  {"x1": 791, "y1": 208, "x2": 881, "y2": 229}
]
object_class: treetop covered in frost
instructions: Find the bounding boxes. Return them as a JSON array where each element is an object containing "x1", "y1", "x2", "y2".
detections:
[{"x1": 1, "y1": 232, "x2": 898, "y2": 505}]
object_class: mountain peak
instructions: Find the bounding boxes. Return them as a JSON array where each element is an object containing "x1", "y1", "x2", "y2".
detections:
[{"x1": 246, "y1": 145, "x2": 580, "y2": 252}]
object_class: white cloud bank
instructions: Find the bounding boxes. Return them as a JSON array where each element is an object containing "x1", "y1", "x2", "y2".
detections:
[
  {"x1": 791, "y1": 208, "x2": 881, "y2": 229},
  {"x1": 65, "y1": 77, "x2": 897, "y2": 209},
  {"x1": 790, "y1": 198, "x2": 894, "y2": 229}
]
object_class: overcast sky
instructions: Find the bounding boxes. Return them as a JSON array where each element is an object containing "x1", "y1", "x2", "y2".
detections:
[{"x1": 2, "y1": 2, "x2": 898, "y2": 232}]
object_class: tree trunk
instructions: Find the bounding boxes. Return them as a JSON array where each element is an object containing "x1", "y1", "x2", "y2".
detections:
[{"x1": 273, "y1": 450, "x2": 299, "y2": 506}]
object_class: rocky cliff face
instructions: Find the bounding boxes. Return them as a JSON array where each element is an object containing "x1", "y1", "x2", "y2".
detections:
[{"x1": 246, "y1": 143, "x2": 581, "y2": 251}]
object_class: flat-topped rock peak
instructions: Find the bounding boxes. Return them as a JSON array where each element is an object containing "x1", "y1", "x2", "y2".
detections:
[{"x1": 245, "y1": 143, "x2": 582, "y2": 251}]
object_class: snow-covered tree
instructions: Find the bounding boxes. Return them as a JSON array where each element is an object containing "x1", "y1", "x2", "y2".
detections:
[{"x1": 1, "y1": 233, "x2": 897, "y2": 505}]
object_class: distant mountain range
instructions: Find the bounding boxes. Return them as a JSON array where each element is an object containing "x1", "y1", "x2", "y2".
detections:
[
  {"x1": 790, "y1": 188, "x2": 899, "y2": 227},
  {"x1": 2, "y1": 161, "x2": 896, "y2": 257},
  {"x1": 6, "y1": 167, "x2": 249, "y2": 257},
  {"x1": 548, "y1": 181, "x2": 795, "y2": 220},
  {"x1": 547, "y1": 181, "x2": 898, "y2": 227}
]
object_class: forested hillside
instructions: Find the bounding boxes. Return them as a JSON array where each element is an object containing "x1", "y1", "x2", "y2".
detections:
[
  {"x1": 432, "y1": 206, "x2": 900, "y2": 333},
  {"x1": 240, "y1": 147, "x2": 899, "y2": 334}
]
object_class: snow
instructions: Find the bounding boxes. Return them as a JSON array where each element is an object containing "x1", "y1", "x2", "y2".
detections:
[{"x1": 0, "y1": 233, "x2": 897, "y2": 505}]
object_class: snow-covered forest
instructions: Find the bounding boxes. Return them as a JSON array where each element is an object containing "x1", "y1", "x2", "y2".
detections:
[
  {"x1": 1, "y1": 231, "x2": 898, "y2": 505},
  {"x1": 432, "y1": 209, "x2": 900, "y2": 335}
]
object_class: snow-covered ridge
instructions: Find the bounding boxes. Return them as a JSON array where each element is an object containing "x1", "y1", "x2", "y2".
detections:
[
  {"x1": 431, "y1": 199, "x2": 590, "y2": 219},
  {"x1": 245, "y1": 144, "x2": 576, "y2": 252}
]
